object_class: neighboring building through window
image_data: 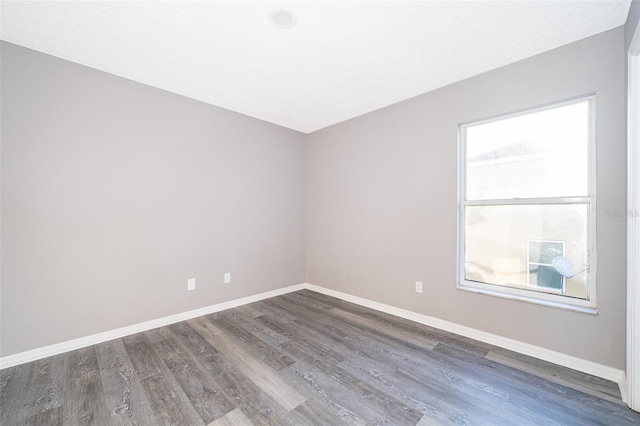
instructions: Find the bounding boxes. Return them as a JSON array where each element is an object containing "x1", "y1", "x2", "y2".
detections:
[
  {"x1": 458, "y1": 96, "x2": 596, "y2": 312},
  {"x1": 526, "y1": 240, "x2": 565, "y2": 293}
]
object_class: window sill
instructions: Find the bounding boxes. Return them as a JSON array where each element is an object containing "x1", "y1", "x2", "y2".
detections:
[{"x1": 457, "y1": 282, "x2": 598, "y2": 315}]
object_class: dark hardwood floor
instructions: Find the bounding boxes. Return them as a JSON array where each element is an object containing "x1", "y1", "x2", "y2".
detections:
[{"x1": 1, "y1": 289, "x2": 639, "y2": 425}]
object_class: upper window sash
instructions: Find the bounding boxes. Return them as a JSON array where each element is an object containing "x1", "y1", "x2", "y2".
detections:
[{"x1": 460, "y1": 96, "x2": 595, "y2": 201}]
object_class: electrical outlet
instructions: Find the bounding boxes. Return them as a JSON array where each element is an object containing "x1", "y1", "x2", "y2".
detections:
[
  {"x1": 188, "y1": 278, "x2": 196, "y2": 291},
  {"x1": 415, "y1": 281, "x2": 423, "y2": 293},
  {"x1": 224, "y1": 273, "x2": 231, "y2": 284}
]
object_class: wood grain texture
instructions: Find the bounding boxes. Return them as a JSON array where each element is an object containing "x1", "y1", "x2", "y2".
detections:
[
  {"x1": 96, "y1": 339, "x2": 159, "y2": 426},
  {"x1": 63, "y1": 347, "x2": 109, "y2": 425},
  {"x1": 169, "y1": 321, "x2": 286, "y2": 425},
  {"x1": 153, "y1": 337, "x2": 235, "y2": 423},
  {"x1": 284, "y1": 396, "x2": 366, "y2": 426},
  {"x1": 207, "y1": 407, "x2": 252, "y2": 426},
  {"x1": 124, "y1": 333, "x2": 204, "y2": 426},
  {"x1": 233, "y1": 304, "x2": 264, "y2": 320},
  {"x1": 2, "y1": 289, "x2": 639, "y2": 425},
  {"x1": 0, "y1": 355, "x2": 66, "y2": 426},
  {"x1": 486, "y1": 347, "x2": 624, "y2": 403},
  {"x1": 18, "y1": 405, "x2": 64, "y2": 426},
  {"x1": 188, "y1": 316, "x2": 307, "y2": 412},
  {"x1": 141, "y1": 374, "x2": 204, "y2": 426},
  {"x1": 1, "y1": 363, "x2": 34, "y2": 425},
  {"x1": 208, "y1": 312, "x2": 296, "y2": 371},
  {"x1": 121, "y1": 334, "x2": 164, "y2": 381}
]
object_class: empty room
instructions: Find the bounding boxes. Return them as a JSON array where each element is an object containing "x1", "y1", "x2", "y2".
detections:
[{"x1": 2, "y1": 1, "x2": 640, "y2": 424}]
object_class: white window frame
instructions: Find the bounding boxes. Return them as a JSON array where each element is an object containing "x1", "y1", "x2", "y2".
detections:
[
  {"x1": 627, "y1": 18, "x2": 640, "y2": 411},
  {"x1": 457, "y1": 95, "x2": 597, "y2": 314}
]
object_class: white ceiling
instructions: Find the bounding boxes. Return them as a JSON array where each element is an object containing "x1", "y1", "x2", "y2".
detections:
[{"x1": 0, "y1": 1, "x2": 631, "y2": 133}]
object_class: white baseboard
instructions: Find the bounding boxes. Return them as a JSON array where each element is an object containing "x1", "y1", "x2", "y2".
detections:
[
  {"x1": 0, "y1": 281, "x2": 627, "y2": 398},
  {"x1": 0, "y1": 283, "x2": 305, "y2": 370},
  {"x1": 303, "y1": 284, "x2": 627, "y2": 388}
]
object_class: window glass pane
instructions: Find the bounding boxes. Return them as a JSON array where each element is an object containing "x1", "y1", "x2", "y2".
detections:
[
  {"x1": 464, "y1": 204, "x2": 589, "y2": 299},
  {"x1": 529, "y1": 265, "x2": 564, "y2": 292},
  {"x1": 528, "y1": 240, "x2": 564, "y2": 265},
  {"x1": 466, "y1": 101, "x2": 589, "y2": 200}
]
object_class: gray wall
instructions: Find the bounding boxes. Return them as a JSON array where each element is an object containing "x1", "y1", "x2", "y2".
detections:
[
  {"x1": 1, "y1": 42, "x2": 306, "y2": 357},
  {"x1": 306, "y1": 27, "x2": 627, "y2": 368}
]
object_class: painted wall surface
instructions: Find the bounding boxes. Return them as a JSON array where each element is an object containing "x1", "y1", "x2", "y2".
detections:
[
  {"x1": 626, "y1": 0, "x2": 640, "y2": 50},
  {"x1": 306, "y1": 28, "x2": 627, "y2": 368},
  {"x1": 1, "y1": 42, "x2": 306, "y2": 357}
]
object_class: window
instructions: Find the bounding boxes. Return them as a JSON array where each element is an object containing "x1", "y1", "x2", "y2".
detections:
[{"x1": 458, "y1": 96, "x2": 596, "y2": 312}]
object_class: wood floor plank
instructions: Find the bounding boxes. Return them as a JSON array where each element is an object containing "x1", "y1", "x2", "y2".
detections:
[
  {"x1": 225, "y1": 309, "x2": 291, "y2": 348},
  {"x1": 284, "y1": 307, "x2": 430, "y2": 367},
  {"x1": 329, "y1": 307, "x2": 439, "y2": 351},
  {"x1": 233, "y1": 304, "x2": 264, "y2": 319},
  {"x1": 144, "y1": 326, "x2": 177, "y2": 344},
  {"x1": 283, "y1": 359, "x2": 423, "y2": 425},
  {"x1": 123, "y1": 332, "x2": 205, "y2": 426},
  {"x1": 261, "y1": 298, "x2": 349, "y2": 341},
  {"x1": 333, "y1": 332, "x2": 519, "y2": 425},
  {"x1": 253, "y1": 294, "x2": 639, "y2": 424},
  {"x1": 251, "y1": 299, "x2": 299, "y2": 322},
  {"x1": 153, "y1": 337, "x2": 236, "y2": 423},
  {"x1": 1, "y1": 355, "x2": 66, "y2": 425},
  {"x1": 2, "y1": 289, "x2": 638, "y2": 425},
  {"x1": 141, "y1": 374, "x2": 204, "y2": 426},
  {"x1": 283, "y1": 396, "x2": 359, "y2": 426},
  {"x1": 17, "y1": 405, "x2": 64, "y2": 426},
  {"x1": 280, "y1": 291, "x2": 337, "y2": 311},
  {"x1": 400, "y1": 343, "x2": 577, "y2": 425},
  {"x1": 277, "y1": 361, "x2": 372, "y2": 425},
  {"x1": 253, "y1": 311, "x2": 351, "y2": 365},
  {"x1": 326, "y1": 295, "x2": 494, "y2": 356},
  {"x1": 188, "y1": 316, "x2": 307, "y2": 412},
  {"x1": 1, "y1": 363, "x2": 34, "y2": 425},
  {"x1": 207, "y1": 407, "x2": 253, "y2": 426},
  {"x1": 432, "y1": 343, "x2": 634, "y2": 425},
  {"x1": 270, "y1": 295, "x2": 442, "y2": 359},
  {"x1": 253, "y1": 311, "x2": 296, "y2": 339},
  {"x1": 264, "y1": 297, "x2": 347, "y2": 338},
  {"x1": 288, "y1": 312, "x2": 568, "y2": 423},
  {"x1": 96, "y1": 339, "x2": 159, "y2": 426},
  {"x1": 25, "y1": 356, "x2": 66, "y2": 419},
  {"x1": 341, "y1": 348, "x2": 530, "y2": 425},
  {"x1": 170, "y1": 321, "x2": 289, "y2": 425},
  {"x1": 278, "y1": 335, "x2": 429, "y2": 424},
  {"x1": 168, "y1": 321, "x2": 223, "y2": 360},
  {"x1": 277, "y1": 333, "x2": 347, "y2": 367},
  {"x1": 208, "y1": 312, "x2": 296, "y2": 371},
  {"x1": 415, "y1": 414, "x2": 444, "y2": 426},
  {"x1": 335, "y1": 308, "x2": 489, "y2": 362},
  {"x1": 393, "y1": 367, "x2": 517, "y2": 426},
  {"x1": 278, "y1": 292, "x2": 342, "y2": 316},
  {"x1": 121, "y1": 333, "x2": 165, "y2": 381},
  {"x1": 294, "y1": 289, "x2": 346, "y2": 307},
  {"x1": 486, "y1": 347, "x2": 623, "y2": 403},
  {"x1": 63, "y1": 346, "x2": 110, "y2": 426}
]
